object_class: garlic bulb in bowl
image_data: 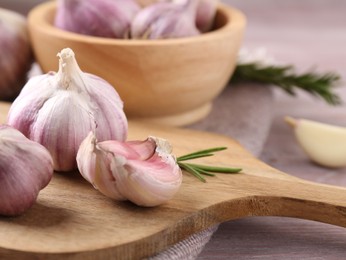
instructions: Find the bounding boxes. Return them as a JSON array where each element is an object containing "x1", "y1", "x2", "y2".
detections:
[
  {"x1": 7, "y1": 48, "x2": 128, "y2": 172},
  {"x1": 0, "y1": 8, "x2": 32, "y2": 100}
]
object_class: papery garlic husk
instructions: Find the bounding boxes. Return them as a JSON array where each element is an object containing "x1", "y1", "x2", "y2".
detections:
[
  {"x1": 77, "y1": 132, "x2": 182, "y2": 207},
  {"x1": 55, "y1": 0, "x2": 140, "y2": 38},
  {"x1": 7, "y1": 48, "x2": 128, "y2": 172},
  {"x1": 0, "y1": 8, "x2": 32, "y2": 100},
  {"x1": 0, "y1": 125, "x2": 53, "y2": 216},
  {"x1": 131, "y1": 0, "x2": 200, "y2": 39}
]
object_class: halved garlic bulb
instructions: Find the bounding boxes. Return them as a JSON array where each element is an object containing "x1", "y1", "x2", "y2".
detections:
[{"x1": 77, "y1": 132, "x2": 182, "y2": 207}]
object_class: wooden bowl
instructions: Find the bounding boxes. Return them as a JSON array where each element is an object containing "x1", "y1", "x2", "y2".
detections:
[{"x1": 28, "y1": 1, "x2": 246, "y2": 126}]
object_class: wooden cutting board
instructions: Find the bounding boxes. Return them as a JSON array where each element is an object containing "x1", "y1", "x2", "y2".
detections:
[{"x1": 0, "y1": 102, "x2": 345, "y2": 260}]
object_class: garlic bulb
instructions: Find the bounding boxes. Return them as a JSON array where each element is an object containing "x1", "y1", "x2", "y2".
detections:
[
  {"x1": 55, "y1": 0, "x2": 140, "y2": 38},
  {"x1": 131, "y1": 0, "x2": 200, "y2": 39},
  {"x1": 7, "y1": 48, "x2": 128, "y2": 172},
  {"x1": 0, "y1": 125, "x2": 53, "y2": 216},
  {"x1": 77, "y1": 132, "x2": 182, "y2": 207},
  {"x1": 0, "y1": 8, "x2": 32, "y2": 100}
]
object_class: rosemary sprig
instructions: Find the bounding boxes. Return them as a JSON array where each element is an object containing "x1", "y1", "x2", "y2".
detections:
[
  {"x1": 231, "y1": 63, "x2": 342, "y2": 105},
  {"x1": 177, "y1": 147, "x2": 242, "y2": 182}
]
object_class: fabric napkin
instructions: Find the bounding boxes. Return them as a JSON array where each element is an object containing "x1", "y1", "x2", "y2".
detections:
[{"x1": 151, "y1": 82, "x2": 274, "y2": 259}]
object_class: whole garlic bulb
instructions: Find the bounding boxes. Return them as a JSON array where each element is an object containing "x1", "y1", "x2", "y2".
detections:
[
  {"x1": 0, "y1": 8, "x2": 32, "y2": 100},
  {"x1": 131, "y1": 0, "x2": 200, "y2": 39},
  {"x1": 55, "y1": 0, "x2": 141, "y2": 38},
  {"x1": 0, "y1": 125, "x2": 53, "y2": 216},
  {"x1": 7, "y1": 48, "x2": 128, "y2": 172},
  {"x1": 77, "y1": 132, "x2": 182, "y2": 207}
]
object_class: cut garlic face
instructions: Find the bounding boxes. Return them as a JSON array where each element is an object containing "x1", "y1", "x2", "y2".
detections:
[
  {"x1": 7, "y1": 48, "x2": 128, "y2": 172},
  {"x1": 77, "y1": 133, "x2": 182, "y2": 207},
  {"x1": 0, "y1": 125, "x2": 53, "y2": 216}
]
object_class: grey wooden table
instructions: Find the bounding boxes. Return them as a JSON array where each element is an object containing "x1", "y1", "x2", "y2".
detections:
[{"x1": 199, "y1": 0, "x2": 346, "y2": 259}]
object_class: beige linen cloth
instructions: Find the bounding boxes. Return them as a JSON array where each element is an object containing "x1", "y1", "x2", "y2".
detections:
[{"x1": 151, "y1": 82, "x2": 273, "y2": 259}]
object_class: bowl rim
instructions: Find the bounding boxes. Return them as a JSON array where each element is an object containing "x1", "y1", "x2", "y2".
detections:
[{"x1": 28, "y1": 1, "x2": 246, "y2": 46}]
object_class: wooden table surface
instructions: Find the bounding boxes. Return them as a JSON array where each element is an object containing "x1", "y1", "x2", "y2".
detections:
[{"x1": 199, "y1": 0, "x2": 346, "y2": 259}]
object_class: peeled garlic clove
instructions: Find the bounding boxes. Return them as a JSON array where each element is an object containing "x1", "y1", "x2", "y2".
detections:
[
  {"x1": 77, "y1": 133, "x2": 182, "y2": 207},
  {"x1": 131, "y1": 0, "x2": 200, "y2": 39},
  {"x1": 0, "y1": 8, "x2": 32, "y2": 100},
  {"x1": 0, "y1": 125, "x2": 53, "y2": 216},
  {"x1": 55, "y1": 0, "x2": 140, "y2": 38},
  {"x1": 7, "y1": 48, "x2": 128, "y2": 172},
  {"x1": 286, "y1": 117, "x2": 346, "y2": 168}
]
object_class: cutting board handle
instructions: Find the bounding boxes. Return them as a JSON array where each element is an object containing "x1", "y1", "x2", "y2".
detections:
[{"x1": 249, "y1": 178, "x2": 346, "y2": 227}]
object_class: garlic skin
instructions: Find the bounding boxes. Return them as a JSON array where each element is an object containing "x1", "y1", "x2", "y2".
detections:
[
  {"x1": 55, "y1": 0, "x2": 140, "y2": 38},
  {"x1": 7, "y1": 48, "x2": 128, "y2": 172},
  {"x1": 0, "y1": 125, "x2": 53, "y2": 216},
  {"x1": 77, "y1": 132, "x2": 182, "y2": 207},
  {"x1": 131, "y1": 0, "x2": 200, "y2": 39},
  {"x1": 195, "y1": 0, "x2": 218, "y2": 32},
  {"x1": 0, "y1": 8, "x2": 32, "y2": 100}
]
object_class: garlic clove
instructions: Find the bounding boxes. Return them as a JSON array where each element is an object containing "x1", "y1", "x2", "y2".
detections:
[
  {"x1": 130, "y1": 0, "x2": 200, "y2": 39},
  {"x1": 8, "y1": 48, "x2": 128, "y2": 172},
  {"x1": 195, "y1": 0, "x2": 218, "y2": 32},
  {"x1": 0, "y1": 125, "x2": 53, "y2": 216},
  {"x1": 77, "y1": 132, "x2": 126, "y2": 200},
  {"x1": 286, "y1": 116, "x2": 346, "y2": 168},
  {"x1": 77, "y1": 133, "x2": 182, "y2": 207},
  {"x1": 55, "y1": 0, "x2": 140, "y2": 38},
  {"x1": 110, "y1": 137, "x2": 182, "y2": 207},
  {"x1": 0, "y1": 8, "x2": 32, "y2": 100},
  {"x1": 98, "y1": 138, "x2": 156, "y2": 160}
]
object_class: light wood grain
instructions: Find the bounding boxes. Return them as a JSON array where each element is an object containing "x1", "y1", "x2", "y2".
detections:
[
  {"x1": 0, "y1": 102, "x2": 345, "y2": 259},
  {"x1": 26, "y1": 1, "x2": 246, "y2": 126}
]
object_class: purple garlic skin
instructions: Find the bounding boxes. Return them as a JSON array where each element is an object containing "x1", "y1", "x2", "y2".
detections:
[
  {"x1": 77, "y1": 133, "x2": 182, "y2": 207},
  {"x1": 131, "y1": 0, "x2": 200, "y2": 39},
  {"x1": 0, "y1": 125, "x2": 53, "y2": 216},
  {"x1": 55, "y1": 0, "x2": 140, "y2": 38},
  {"x1": 196, "y1": 0, "x2": 218, "y2": 32},
  {"x1": 0, "y1": 8, "x2": 32, "y2": 100},
  {"x1": 7, "y1": 48, "x2": 128, "y2": 172}
]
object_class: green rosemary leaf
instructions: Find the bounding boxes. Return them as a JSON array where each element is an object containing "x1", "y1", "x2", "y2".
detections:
[
  {"x1": 231, "y1": 63, "x2": 342, "y2": 105},
  {"x1": 178, "y1": 162, "x2": 206, "y2": 182},
  {"x1": 177, "y1": 153, "x2": 214, "y2": 162},
  {"x1": 194, "y1": 168, "x2": 216, "y2": 176},
  {"x1": 177, "y1": 147, "x2": 227, "y2": 161},
  {"x1": 184, "y1": 163, "x2": 242, "y2": 173}
]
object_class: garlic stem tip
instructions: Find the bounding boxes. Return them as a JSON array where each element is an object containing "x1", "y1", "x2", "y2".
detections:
[
  {"x1": 284, "y1": 116, "x2": 298, "y2": 128},
  {"x1": 57, "y1": 48, "x2": 75, "y2": 60}
]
